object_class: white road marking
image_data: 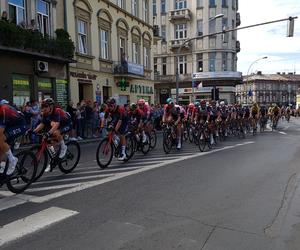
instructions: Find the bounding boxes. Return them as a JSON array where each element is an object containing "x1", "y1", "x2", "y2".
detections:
[
  {"x1": 34, "y1": 173, "x2": 114, "y2": 185},
  {"x1": 26, "y1": 183, "x2": 80, "y2": 192},
  {"x1": 0, "y1": 207, "x2": 78, "y2": 247},
  {"x1": 278, "y1": 131, "x2": 287, "y2": 135},
  {"x1": 0, "y1": 191, "x2": 15, "y2": 197},
  {"x1": 28, "y1": 141, "x2": 254, "y2": 203},
  {"x1": 0, "y1": 194, "x2": 36, "y2": 212}
]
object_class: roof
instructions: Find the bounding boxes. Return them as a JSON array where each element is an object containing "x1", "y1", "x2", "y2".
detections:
[{"x1": 243, "y1": 73, "x2": 300, "y2": 82}]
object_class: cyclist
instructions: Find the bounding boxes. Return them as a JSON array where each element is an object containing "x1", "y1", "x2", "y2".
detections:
[
  {"x1": 34, "y1": 98, "x2": 71, "y2": 160},
  {"x1": 103, "y1": 98, "x2": 128, "y2": 161},
  {"x1": 137, "y1": 99, "x2": 151, "y2": 143},
  {"x1": 251, "y1": 102, "x2": 259, "y2": 131},
  {"x1": 271, "y1": 104, "x2": 280, "y2": 124},
  {"x1": 0, "y1": 101, "x2": 28, "y2": 175},
  {"x1": 162, "y1": 98, "x2": 182, "y2": 149},
  {"x1": 128, "y1": 103, "x2": 144, "y2": 134}
]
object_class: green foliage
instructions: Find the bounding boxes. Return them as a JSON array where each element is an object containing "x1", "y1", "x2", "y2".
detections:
[{"x1": 0, "y1": 21, "x2": 75, "y2": 59}]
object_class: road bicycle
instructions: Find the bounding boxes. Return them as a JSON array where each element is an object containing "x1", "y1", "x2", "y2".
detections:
[
  {"x1": 96, "y1": 128, "x2": 134, "y2": 169},
  {"x1": 198, "y1": 123, "x2": 212, "y2": 152},
  {"x1": 162, "y1": 123, "x2": 183, "y2": 154},
  {"x1": 30, "y1": 133, "x2": 80, "y2": 181},
  {"x1": 0, "y1": 139, "x2": 37, "y2": 193}
]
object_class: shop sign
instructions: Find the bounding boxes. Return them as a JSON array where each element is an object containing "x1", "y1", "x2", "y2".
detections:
[
  {"x1": 38, "y1": 79, "x2": 52, "y2": 89},
  {"x1": 56, "y1": 79, "x2": 68, "y2": 109},
  {"x1": 70, "y1": 72, "x2": 97, "y2": 80},
  {"x1": 12, "y1": 75, "x2": 30, "y2": 107},
  {"x1": 127, "y1": 62, "x2": 144, "y2": 76},
  {"x1": 130, "y1": 84, "x2": 154, "y2": 95}
]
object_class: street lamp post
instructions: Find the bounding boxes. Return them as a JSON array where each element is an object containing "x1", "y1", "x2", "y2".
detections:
[
  {"x1": 175, "y1": 14, "x2": 224, "y2": 103},
  {"x1": 245, "y1": 56, "x2": 268, "y2": 105}
]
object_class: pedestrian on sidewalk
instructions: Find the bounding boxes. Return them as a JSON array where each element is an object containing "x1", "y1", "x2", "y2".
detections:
[
  {"x1": 67, "y1": 101, "x2": 77, "y2": 141},
  {"x1": 76, "y1": 102, "x2": 83, "y2": 140}
]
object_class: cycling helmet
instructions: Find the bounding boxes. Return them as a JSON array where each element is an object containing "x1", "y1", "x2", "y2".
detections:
[
  {"x1": 166, "y1": 98, "x2": 174, "y2": 105},
  {"x1": 194, "y1": 101, "x2": 200, "y2": 107},
  {"x1": 0, "y1": 99, "x2": 9, "y2": 105},
  {"x1": 138, "y1": 99, "x2": 145, "y2": 105},
  {"x1": 41, "y1": 98, "x2": 54, "y2": 108},
  {"x1": 200, "y1": 100, "x2": 206, "y2": 106},
  {"x1": 130, "y1": 103, "x2": 137, "y2": 110},
  {"x1": 188, "y1": 103, "x2": 195, "y2": 109},
  {"x1": 107, "y1": 98, "x2": 116, "y2": 105},
  {"x1": 220, "y1": 101, "x2": 225, "y2": 106}
]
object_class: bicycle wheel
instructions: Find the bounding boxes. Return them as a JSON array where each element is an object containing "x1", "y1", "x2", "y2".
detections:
[
  {"x1": 59, "y1": 141, "x2": 80, "y2": 173},
  {"x1": 163, "y1": 132, "x2": 172, "y2": 154},
  {"x1": 7, "y1": 151, "x2": 37, "y2": 194},
  {"x1": 30, "y1": 145, "x2": 48, "y2": 182},
  {"x1": 188, "y1": 127, "x2": 194, "y2": 143},
  {"x1": 198, "y1": 131, "x2": 206, "y2": 152},
  {"x1": 124, "y1": 136, "x2": 134, "y2": 162},
  {"x1": 96, "y1": 138, "x2": 113, "y2": 169},
  {"x1": 141, "y1": 132, "x2": 151, "y2": 155},
  {"x1": 149, "y1": 130, "x2": 157, "y2": 149}
]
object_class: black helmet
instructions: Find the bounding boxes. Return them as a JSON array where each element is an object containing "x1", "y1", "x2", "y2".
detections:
[
  {"x1": 41, "y1": 98, "x2": 54, "y2": 108},
  {"x1": 107, "y1": 98, "x2": 116, "y2": 105},
  {"x1": 130, "y1": 103, "x2": 137, "y2": 111}
]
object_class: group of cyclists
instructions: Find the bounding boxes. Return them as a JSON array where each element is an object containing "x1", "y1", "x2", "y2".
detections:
[{"x1": 0, "y1": 96, "x2": 294, "y2": 180}]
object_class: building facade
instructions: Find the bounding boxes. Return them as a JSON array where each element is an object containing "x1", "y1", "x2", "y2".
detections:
[
  {"x1": 236, "y1": 72, "x2": 300, "y2": 106},
  {"x1": 65, "y1": 0, "x2": 155, "y2": 105},
  {"x1": 0, "y1": 0, "x2": 71, "y2": 108},
  {"x1": 153, "y1": 0, "x2": 242, "y2": 104}
]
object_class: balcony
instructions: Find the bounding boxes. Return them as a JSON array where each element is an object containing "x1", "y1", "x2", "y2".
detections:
[
  {"x1": 169, "y1": 39, "x2": 191, "y2": 51},
  {"x1": 236, "y1": 40, "x2": 241, "y2": 52},
  {"x1": 236, "y1": 12, "x2": 241, "y2": 27},
  {"x1": 169, "y1": 9, "x2": 191, "y2": 22},
  {"x1": 0, "y1": 21, "x2": 74, "y2": 60},
  {"x1": 113, "y1": 61, "x2": 144, "y2": 78}
]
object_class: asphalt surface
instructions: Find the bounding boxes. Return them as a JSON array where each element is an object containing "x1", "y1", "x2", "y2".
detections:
[{"x1": 1, "y1": 118, "x2": 300, "y2": 249}]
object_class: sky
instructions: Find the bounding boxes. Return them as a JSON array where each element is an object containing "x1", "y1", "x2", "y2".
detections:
[{"x1": 237, "y1": 0, "x2": 300, "y2": 75}]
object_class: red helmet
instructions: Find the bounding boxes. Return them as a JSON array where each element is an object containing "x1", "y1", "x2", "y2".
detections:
[
  {"x1": 188, "y1": 103, "x2": 195, "y2": 109},
  {"x1": 138, "y1": 99, "x2": 145, "y2": 106}
]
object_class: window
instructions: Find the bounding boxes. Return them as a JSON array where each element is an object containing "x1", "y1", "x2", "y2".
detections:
[
  {"x1": 161, "y1": 0, "x2": 166, "y2": 14},
  {"x1": 77, "y1": 19, "x2": 87, "y2": 54},
  {"x1": 197, "y1": 0, "x2": 203, "y2": 8},
  {"x1": 117, "y1": 0, "x2": 124, "y2": 8},
  {"x1": 222, "y1": 52, "x2": 227, "y2": 71},
  {"x1": 175, "y1": 23, "x2": 187, "y2": 39},
  {"x1": 222, "y1": 18, "x2": 228, "y2": 43},
  {"x1": 197, "y1": 54, "x2": 203, "y2": 72},
  {"x1": 209, "y1": 52, "x2": 216, "y2": 72},
  {"x1": 232, "y1": 0, "x2": 236, "y2": 9},
  {"x1": 144, "y1": 47, "x2": 150, "y2": 69},
  {"x1": 161, "y1": 25, "x2": 166, "y2": 40},
  {"x1": 120, "y1": 37, "x2": 126, "y2": 59},
  {"x1": 162, "y1": 57, "x2": 167, "y2": 75},
  {"x1": 154, "y1": 58, "x2": 158, "y2": 73},
  {"x1": 132, "y1": 42, "x2": 140, "y2": 64},
  {"x1": 197, "y1": 20, "x2": 203, "y2": 36},
  {"x1": 209, "y1": 19, "x2": 216, "y2": 34},
  {"x1": 142, "y1": 0, "x2": 149, "y2": 22},
  {"x1": 131, "y1": 0, "x2": 138, "y2": 16},
  {"x1": 8, "y1": 0, "x2": 25, "y2": 25},
  {"x1": 37, "y1": 0, "x2": 50, "y2": 35},
  {"x1": 178, "y1": 56, "x2": 187, "y2": 74},
  {"x1": 232, "y1": 53, "x2": 235, "y2": 70},
  {"x1": 175, "y1": 0, "x2": 187, "y2": 10},
  {"x1": 209, "y1": 0, "x2": 216, "y2": 7},
  {"x1": 100, "y1": 29, "x2": 109, "y2": 59},
  {"x1": 153, "y1": 0, "x2": 157, "y2": 15},
  {"x1": 222, "y1": 0, "x2": 227, "y2": 7}
]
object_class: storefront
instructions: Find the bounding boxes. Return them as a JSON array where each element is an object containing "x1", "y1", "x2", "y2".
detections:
[{"x1": 0, "y1": 47, "x2": 69, "y2": 108}]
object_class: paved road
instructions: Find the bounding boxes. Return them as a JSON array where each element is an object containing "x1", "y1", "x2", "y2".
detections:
[{"x1": 1, "y1": 118, "x2": 300, "y2": 249}]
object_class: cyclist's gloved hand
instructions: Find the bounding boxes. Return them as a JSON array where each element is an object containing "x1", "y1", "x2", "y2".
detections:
[{"x1": 43, "y1": 132, "x2": 51, "y2": 139}]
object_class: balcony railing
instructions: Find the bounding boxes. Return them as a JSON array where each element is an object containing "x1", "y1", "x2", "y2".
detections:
[
  {"x1": 0, "y1": 21, "x2": 74, "y2": 59},
  {"x1": 169, "y1": 9, "x2": 191, "y2": 22},
  {"x1": 169, "y1": 39, "x2": 191, "y2": 51},
  {"x1": 114, "y1": 61, "x2": 144, "y2": 76}
]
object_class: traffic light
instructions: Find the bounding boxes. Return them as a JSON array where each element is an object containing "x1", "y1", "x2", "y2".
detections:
[
  {"x1": 119, "y1": 78, "x2": 126, "y2": 91},
  {"x1": 287, "y1": 17, "x2": 294, "y2": 37}
]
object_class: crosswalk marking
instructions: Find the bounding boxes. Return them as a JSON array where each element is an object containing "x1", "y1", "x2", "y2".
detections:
[{"x1": 0, "y1": 207, "x2": 78, "y2": 247}]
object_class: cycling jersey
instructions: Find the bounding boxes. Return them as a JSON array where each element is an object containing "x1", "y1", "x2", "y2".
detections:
[
  {"x1": 42, "y1": 107, "x2": 72, "y2": 134},
  {"x1": 128, "y1": 108, "x2": 144, "y2": 126},
  {"x1": 140, "y1": 103, "x2": 151, "y2": 120},
  {"x1": 105, "y1": 105, "x2": 128, "y2": 134},
  {"x1": 164, "y1": 104, "x2": 180, "y2": 121},
  {"x1": 0, "y1": 104, "x2": 28, "y2": 143}
]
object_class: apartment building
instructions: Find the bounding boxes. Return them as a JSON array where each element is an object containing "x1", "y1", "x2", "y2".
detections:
[
  {"x1": 65, "y1": 0, "x2": 155, "y2": 104},
  {"x1": 0, "y1": 0, "x2": 70, "y2": 107},
  {"x1": 153, "y1": 0, "x2": 242, "y2": 104},
  {"x1": 236, "y1": 72, "x2": 300, "y2": 106}
]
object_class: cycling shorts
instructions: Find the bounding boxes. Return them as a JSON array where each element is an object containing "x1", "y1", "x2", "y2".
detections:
[
  {"x1": 60, "y1": 121, "x2": 73, "y2": 134},
  {"x1": 5, "y1": 124, "x2": 29, "y2": 144}
]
